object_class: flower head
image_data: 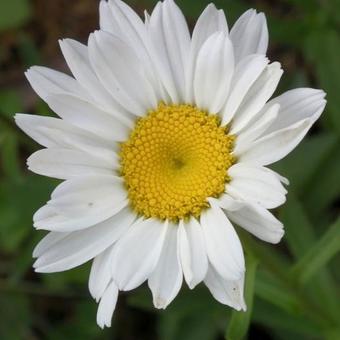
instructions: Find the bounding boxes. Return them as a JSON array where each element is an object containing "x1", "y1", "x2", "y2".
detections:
[{"x1": 15, "y1": 0, "x2": 326, "y2": 329}]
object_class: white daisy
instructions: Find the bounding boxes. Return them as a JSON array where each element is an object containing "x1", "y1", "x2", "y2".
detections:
[{"x1": 15, "y1": 0, "x2": 326, "y2": 329}]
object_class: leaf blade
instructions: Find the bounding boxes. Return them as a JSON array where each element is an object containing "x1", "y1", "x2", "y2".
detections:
[{"x1": 292, "y1": 217, "x2": 340, "y2": 284}]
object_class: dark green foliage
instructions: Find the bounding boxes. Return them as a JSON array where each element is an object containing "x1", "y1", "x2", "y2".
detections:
[{"x1": 0, "y1": 0, "x2": 339, "y2": 339}]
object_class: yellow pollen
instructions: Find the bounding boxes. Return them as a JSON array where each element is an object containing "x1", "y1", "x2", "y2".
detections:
[{"x1": 120, "y1": 103, "x2": 236, "y2": 221}]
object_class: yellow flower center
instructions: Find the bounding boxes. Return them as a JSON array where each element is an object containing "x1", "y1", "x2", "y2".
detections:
[{"x1": 120, "y1": 104, "x2": 235, "y2": 221}]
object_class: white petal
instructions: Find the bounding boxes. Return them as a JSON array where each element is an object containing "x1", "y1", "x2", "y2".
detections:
[
  {"x1": 148, "y1": 222, "x2": 183, "y2": 309},
  {"x1": 275, "y1": 172, "x2": 290, "y2": 186},
  {"x1": 144, "y1": 10, "x2": 151, "y2": 27},
  {"x1": 49, "y1": 175, "x2": 125, "y2": 212},
  {"x1": 221, "y1": 196, "x2": 284, "y2": 244},
  {"x1": 194, "y1": 32, "x2": 234, "y2": 113},
  {"x1": 234, "y1": 103, "x2": 279, "y2": 153},
  {"x1": 178, "y1": 218, "x2": 208, "y2": 289},
  {"x1": 14, "y1": 114, "x2": 118, "y2": 153},
  {"x1": 104, "y1": 0, "x2": 151, "y2": 63},
  {"x1": 103, "y1": 0, "x2": 150, "y2": 63},
  {"x1": 96, "y1": 281, "x2": 119, "y2": 329},
  {"x1": 221, "y1": 54, "x2": 269, "y2": 125},
  {"x1": 204, "y1": 264, "x2": 246, "y2": 311},
  {"x1": 200, "y1": 203, "x2": 245, "y2": 281},
  {"x1": 190, "y1": 4, "x2": 228, "y2": 55},
  {"x1": 46, "y1": 93, "x2": 131, "y2": 141},
  {"x1": 263, "y1": 88, "x2": 326, "y2": 134},
  {"x1": 88, "y1": 30, "x2": 158, "y2": 116},
  {"x1": 185, "y1": 3, "x2": 228, "y2": 103},
  {"x1": 99, "y1": 0, "x2": 120, "y2": 34},
  {"x1": 227, "y1": 204, "x2": 284, "y2": 244},
  {"x1": 89, "y1": 246, "x2": 115, "y2": 302},
  {"x1": 59, "y1": 39, "x2": 121, "y2": 113},
  {"x1": 25, "y1": 66, "x2": 86, "y2": 101},
  {"x1": 102, "y1": 0, "x2": 165, "y2": 102},
  {"x1": 34, "y1": 176, "x2": 127, "y2": 232},
  {"x1": 33, "y1": 231, "x2": 69, "y2": 258},
  {"x1": 230, "y1": 9, "x2": 268, "y2": 62},
  {"x1": 35, "y1": 128, "x2": 118, "y2": 164},
  {"x1": 239, "y1": 116, "x2": 317, "y2": 166},
  {"x1": 227, "y1": 163, "x2": 287, "y2": 209},
  {"x1": 111, "y1": 218, "x2": 168, "y2": 291},
  {"x1": 208, "y1": 196, "x2": 242, "y2": 212},
  {"x1": 27, "y1": 148, "x2": 115, "y2": 180},
  {"x1": 148, "y1": 0, "x2": 190, "y2": 103},
  {"x1": 34, "y1": 207, "x2": 136, "y2": 272},
  {"x1": 231, "y1": 62, "x2": 283, "y2": 133}
]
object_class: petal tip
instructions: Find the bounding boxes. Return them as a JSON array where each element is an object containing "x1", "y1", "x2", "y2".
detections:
[{"x1": 153, "y1": 297, "x2": 168, "y2": 310}]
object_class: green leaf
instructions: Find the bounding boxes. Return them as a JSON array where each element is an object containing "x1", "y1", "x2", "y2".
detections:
[
  {"x1": 128, "y1": 285, "x2": 154, "y2": 311},
  {"x1": 8, "y1": 232, "x2": 42, "y2": 282},
  {"x1": 323, "y1": 328, "x2": 340, "y2": 340},
  {"x1": 303, "y1": 149, "x2": 340, "y2": 221},
  {"x1": 48, "y1": 301, "x2": 107, "y2": 340},
  {"x1": 253, "y1": 299, "x2": 323, "y2": 338},
  {"x1": 0, "y1": 294, "x2": 32, "y2": 339},
  {"x1": 18, "y1": 34, "x2": 42, "y2": 67},
  {"x1": 0, "y1": 176, "x2": 56, "y2": 253},
  {"x1": 292, "y1": 217, "x2": 340, "y2": 284},
  {"x1": 326, "y1": 0, "x2": 340, "y2": 25},
  {"x1": 254, "y1": 271, "x2": 302, "y2": 315},
  {"x1": 160, "y1": 312, "x2": 218, "y2": 340},
  {"x1": 305, "y1": 30, "x2": 340, "y2": 134},
  {"x1": 240, "y1": 231, "x2": 335, "y2": 328},
  {"x1": 155, "y1": 286, "x2": 228, "y2": 340},
  {"x1": 0, "y1": 130, "x2": 21, "y2": 179},
  {"x1": 0, "y1": 90, "x2": 24, "y2": 117},
  {"x1": 0, "y1": 0, "x2": 31, "y2": 31},
  {"x1": 42, "y1": 263, "x2": 91, "y2": 292},
  {"x1": 238, "y1": 230, "x2": 291, "y2": 282},
  {"x1": 280, "y1": 192, "x2": 340, "y2": 323},
  {"x1": 268, "y1": 15, "x2": 309, "y2": 46},
  {"x1": 226, "y1": 254, "x2": 258, "y2": 340},
  {"x1": 280, "y1": 193, "x2": 316, "y2": 257}
]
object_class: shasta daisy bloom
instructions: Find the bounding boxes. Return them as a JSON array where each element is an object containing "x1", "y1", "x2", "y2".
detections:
[{"x1": 15, "y1": 0, "x2": 326, "y2": 328}]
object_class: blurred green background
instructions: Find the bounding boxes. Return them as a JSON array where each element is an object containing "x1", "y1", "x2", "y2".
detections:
[{"x1": 0, "y1": 0, "x2": 339, "y2": 339}]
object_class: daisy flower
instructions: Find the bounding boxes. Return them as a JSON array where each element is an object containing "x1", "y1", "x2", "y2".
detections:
[{"x1": 15, "y1": 0, "x2": 326, "y2": 329}]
